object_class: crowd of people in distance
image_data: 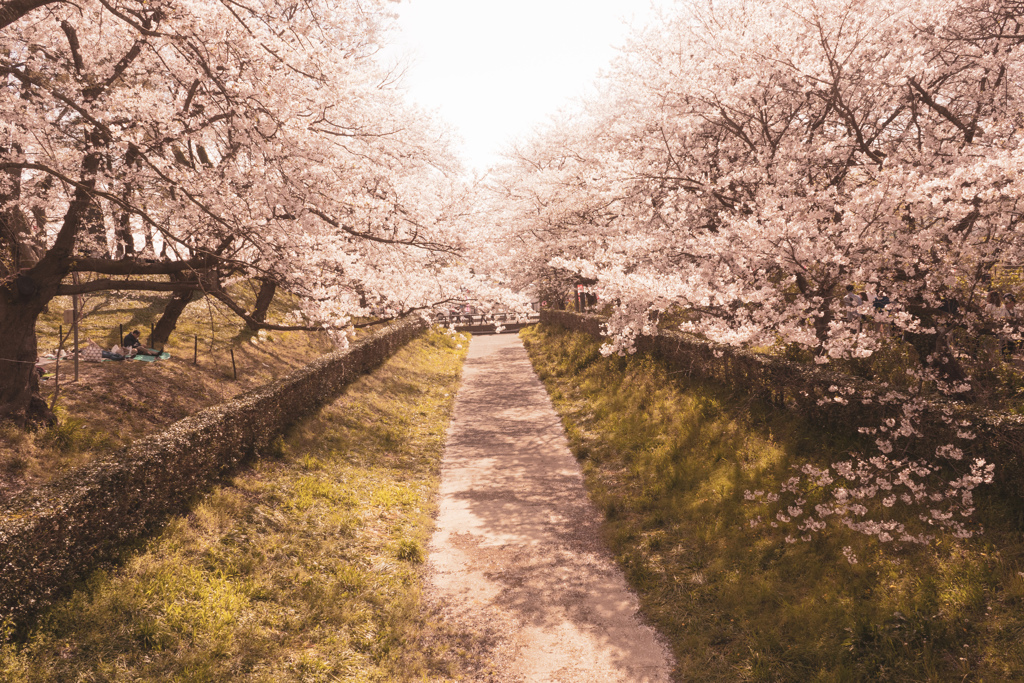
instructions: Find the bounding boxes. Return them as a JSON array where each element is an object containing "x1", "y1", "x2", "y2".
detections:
[
  {"x1": 985, "y1": 290, "x2": 1018, "y2": 321},
  {"x1": 841, "y1": 284, "x2": 894, "y2": 336},
  {"x1": 841, "y1": 283, "x2": 1021, "y2": 362}
]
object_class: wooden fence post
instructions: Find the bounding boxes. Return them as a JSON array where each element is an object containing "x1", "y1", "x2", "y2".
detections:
[
  {"x1": 71, "y1": 275, "x2": 79, "y2": 383},
  {"x1": 50, "y1": 326, "x2": 63, "y2": 411}
]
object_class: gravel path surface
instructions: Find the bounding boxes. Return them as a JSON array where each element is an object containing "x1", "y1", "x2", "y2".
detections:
[{"x1": 426, "y1": 333, "x2": 674, "y2": 682}]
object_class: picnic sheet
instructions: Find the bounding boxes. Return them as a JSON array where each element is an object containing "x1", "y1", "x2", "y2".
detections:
[{"x1": 128, "y1": 351, "x2": 171, "y2": 362}]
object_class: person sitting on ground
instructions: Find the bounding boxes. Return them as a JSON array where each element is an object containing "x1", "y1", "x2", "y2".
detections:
[{"x1": 122, "y1": 329, "x2": 159, "y2": 356}]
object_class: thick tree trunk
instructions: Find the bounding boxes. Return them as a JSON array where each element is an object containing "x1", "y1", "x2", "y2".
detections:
[
  {"x1": 0, "y1": 143, "x2": 58, "y2": 426},
  {"x1": 905, "y1": 328, "x2": 972, "y2": 393},
  {"x1": 0, "y1": 144, "x2": 102, "y2": 425},
  {"x1": 0, "y1": 280, "x2": 55, "y2": 427},
  {"x1": 904, "y1": 298, "x2": 973, "y2": 395},
  {"x1": 247, "y1": 279, "x2": 277, "y2": 330},
  {"x1": 0, "y1": 0, "x2": 61, "y2": 31},
  {"x1": 813, "y1": 304, "x2": 835, "y2": 345},
  {"x1": 151, "y1": 287, "x2": 197, "y2": 347},
  {"x1": 1, "y1": 143, "x2": 41, "y2": 275},
  {"x1": 114, "y1": 144, "x2": 140, "y2": 258}
]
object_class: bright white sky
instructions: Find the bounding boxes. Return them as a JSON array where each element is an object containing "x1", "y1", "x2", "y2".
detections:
[{"x1": 382, "y1": 0, "x2": 659, "y2": 174}]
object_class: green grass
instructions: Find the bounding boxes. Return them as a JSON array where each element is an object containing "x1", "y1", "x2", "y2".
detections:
[
  {"x1": 521, "y1": 323, "x2": 1024, "y2": 682},
  {"x1": 0, "y1": 328, "x2": 487, "y2": 682}
]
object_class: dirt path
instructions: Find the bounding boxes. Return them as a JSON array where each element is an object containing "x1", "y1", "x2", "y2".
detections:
[{"x1": 427, "y1": 334, "x2": 674, "y2": 682}]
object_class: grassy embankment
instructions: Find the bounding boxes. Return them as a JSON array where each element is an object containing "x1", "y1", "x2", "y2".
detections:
[
  {"x1": 522, "y1": 323, "x2": 1024, "y2": 683},
  {"x1": 1, "y1": 328, "x2": 485, "y2": 682},
  {"x1": 1, "y1": 286, "x2": 343, "y2": 497}
]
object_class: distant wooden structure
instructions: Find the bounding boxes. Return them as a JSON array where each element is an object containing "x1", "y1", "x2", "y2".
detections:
[{"x1": 437, "y1": 312, "x2": 540, "y2": 335}]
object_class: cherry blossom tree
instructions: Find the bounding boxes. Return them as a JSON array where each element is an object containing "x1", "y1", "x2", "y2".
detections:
[
  {"x1": 0, "y1": 0, "x2": 473, "y2": 425},
  {"x1": 500, "y1": 0, "x2": 1023, "y2": 353},
  {"x1": 487, "y1": 0, "x2": 1022, "y2": 547}
]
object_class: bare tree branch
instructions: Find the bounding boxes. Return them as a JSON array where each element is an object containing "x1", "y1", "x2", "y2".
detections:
[
  {"x1": 908, "y1": 77, "x2": 983, "y2": 142},
  {"x1": 68, "y1": 255, "x2": 217, "y2": 275}
]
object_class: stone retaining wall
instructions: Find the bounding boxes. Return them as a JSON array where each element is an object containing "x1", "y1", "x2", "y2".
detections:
[{"x1": 0, "y1": 319, "x2": 425, "y2": 630}]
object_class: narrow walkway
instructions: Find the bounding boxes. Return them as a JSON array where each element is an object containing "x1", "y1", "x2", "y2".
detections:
[{"x1": 427, "y1": 334, "x2": 674, "y2": 682}]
